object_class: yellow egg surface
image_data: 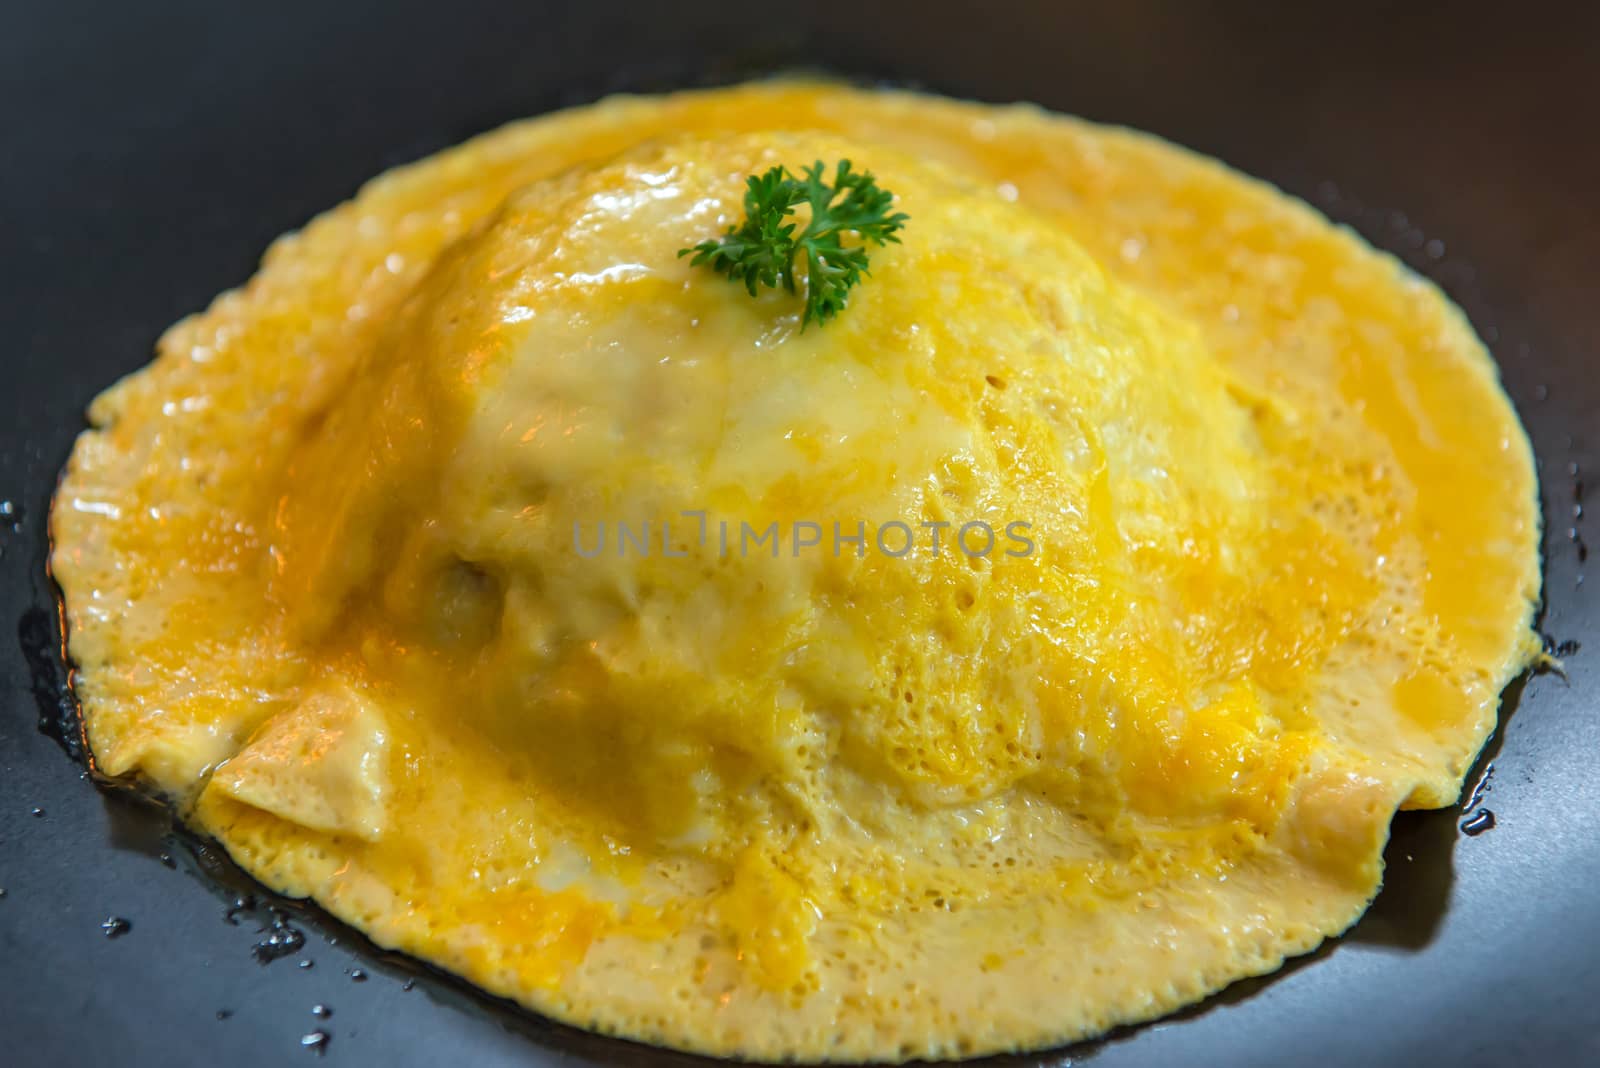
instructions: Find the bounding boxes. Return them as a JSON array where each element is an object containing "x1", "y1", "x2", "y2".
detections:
[{"x1": 52, "y1": 82, "x2": 1540, "y2": 1061}]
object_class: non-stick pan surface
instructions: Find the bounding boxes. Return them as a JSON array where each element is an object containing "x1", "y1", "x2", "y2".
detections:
[{"x1": 3, "y1": 3, "x2": 1598, "y2": 1066}]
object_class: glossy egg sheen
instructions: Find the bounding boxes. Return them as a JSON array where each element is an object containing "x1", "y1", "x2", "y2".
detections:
[{"x1": 52, "y1": 82, "x2": 1541, "y2": 1061}]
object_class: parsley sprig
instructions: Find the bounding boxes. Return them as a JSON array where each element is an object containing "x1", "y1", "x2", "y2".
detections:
[{"x1": 679, "y1": 160, "x2": 908, "y2": 330}]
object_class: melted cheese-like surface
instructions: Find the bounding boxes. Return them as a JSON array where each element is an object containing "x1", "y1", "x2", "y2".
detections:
[{"x1": 53, "y1": 83, "x2": 1540, "y2": 1061}]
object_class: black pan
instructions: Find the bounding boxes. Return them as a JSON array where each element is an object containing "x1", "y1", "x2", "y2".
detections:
[{"x1": 4, "y1": 3, "x2": 1598, "y2": 1065}]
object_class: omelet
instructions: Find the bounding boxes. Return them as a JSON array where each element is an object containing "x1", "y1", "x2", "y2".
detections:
[{"x1": 51, "y1": 82, "x2": 1540, "y2": 1061}]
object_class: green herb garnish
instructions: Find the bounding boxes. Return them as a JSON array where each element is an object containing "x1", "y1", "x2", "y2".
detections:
[{"x1": 679, "y1": 160, "x2": 908, "y2": 330}]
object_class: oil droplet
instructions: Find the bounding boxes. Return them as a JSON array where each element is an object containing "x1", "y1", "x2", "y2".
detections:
[
  {"x1": 101, "y1": 916, "x2": 132, "y2": 939},
  {"x1": 300, "y1": 1030, "x2": 331, "y2": 1055},
  {"x1": 158, "y1": 852, "x2": 176, "y2": 869},
  {"x1": 312, "y1": 1004, "x2": 333, "y2": 1018},
  {"x1": 30, "y1": 807, "x2": 44, "y2": 818},
  {"x1": 402, "y1": 979, "x2": 416, "y2": 992},
  {"x1": 347, "y1": 967, "x2": 368, "y2": 982},
  {"x1": 298, "y1": 959, "x2": 314, "y2": 970},
  {"x1": 224, "y1": 894, "x2": 256, "y2": 926},
  {"x1": 216, "y1": 1009, "x2": 233, "y2": 1021},
  {"x1": 252, "y1": 910, "x2": 307, "y2": 964},
  {"x1": 1461, "y1": 808, "x2": 1496, "y2": 836},
  {"x1": 1462, "y1": 762, "x2": 1495, "y2": 812}
]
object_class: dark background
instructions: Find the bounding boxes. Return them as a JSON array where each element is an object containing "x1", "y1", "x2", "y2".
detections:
[{"x1": 2, "y1": 3, "x2": 1598, "y2": 1065}]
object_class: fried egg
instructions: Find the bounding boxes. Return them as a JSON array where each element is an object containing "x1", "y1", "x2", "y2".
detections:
[{"x1": 52, "y1": 82, "x2": 1541, "y2": 1061}]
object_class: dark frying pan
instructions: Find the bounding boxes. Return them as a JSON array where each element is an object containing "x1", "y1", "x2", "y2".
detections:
[{"x1": 4, "y1": 3, "x2": 1597, "y2": 1065}]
